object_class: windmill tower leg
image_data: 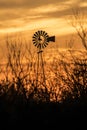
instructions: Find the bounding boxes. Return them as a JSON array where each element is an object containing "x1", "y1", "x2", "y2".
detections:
[{"x1": 36, "y1": 50, "x2": 46, "y2": 88}]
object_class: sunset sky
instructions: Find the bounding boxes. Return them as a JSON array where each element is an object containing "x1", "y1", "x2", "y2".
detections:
[{"x1": 0, "y1": 0, "x2": 87, "y2": 48}]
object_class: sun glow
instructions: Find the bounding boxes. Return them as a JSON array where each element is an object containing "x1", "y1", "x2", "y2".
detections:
[{"x1": 80, "y1": 2, "x2": 87, "y2": 7}]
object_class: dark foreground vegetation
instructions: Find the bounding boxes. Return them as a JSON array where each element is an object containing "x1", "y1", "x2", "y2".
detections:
[
  {"x1": 0, "y1": 33, "x2": 87, "y2": 129},
  {"x1": 0, "y1": 86, "x2": 87, "y2": 129},
  {"x1": 0, "y1": 46, "x2": 87, "y2": 129}
]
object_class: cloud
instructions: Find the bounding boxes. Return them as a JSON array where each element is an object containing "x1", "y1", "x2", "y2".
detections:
[
  {"x1": 0, "y1": 0, "x2": 86, "y2": 20},
  {"x1": 0, "y1": 0, "x2": 68, "y2": 9},
  {"x1": 0, "y1": 0, "x2": 87, "y2": 34}
]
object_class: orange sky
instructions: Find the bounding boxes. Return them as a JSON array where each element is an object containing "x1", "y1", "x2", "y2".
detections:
[{"x1": 0, "y1": 0, "x2": 87, "y2": 49}]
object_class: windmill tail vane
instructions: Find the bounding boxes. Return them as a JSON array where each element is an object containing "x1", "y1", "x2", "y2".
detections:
[{"x1": 47, "y1": 36, "x2": 55, "y2": 42}]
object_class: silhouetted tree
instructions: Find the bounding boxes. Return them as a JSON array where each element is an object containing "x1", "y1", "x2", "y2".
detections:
[{"x1": 70, "y1": 8, "x2": 87, "y2": 50}]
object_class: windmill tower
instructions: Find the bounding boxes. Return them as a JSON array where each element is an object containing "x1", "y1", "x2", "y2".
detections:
[{"x1": 32, "y1": 30, "x2": 55, "y2": 88}]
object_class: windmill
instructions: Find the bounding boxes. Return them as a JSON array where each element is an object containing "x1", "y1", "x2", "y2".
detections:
[{"x1": 32, "y1": 30, "x2": 55, "y2": 87}]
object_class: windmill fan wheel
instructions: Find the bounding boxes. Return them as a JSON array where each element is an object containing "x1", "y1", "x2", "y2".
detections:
[{"x1": 32, "y1": 30, "x2": 49, "y2": 49}]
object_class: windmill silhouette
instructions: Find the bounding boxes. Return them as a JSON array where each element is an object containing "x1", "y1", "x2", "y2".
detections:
[{"x1": 32, "y1": 30, "x2": 55, "y2": 87}]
